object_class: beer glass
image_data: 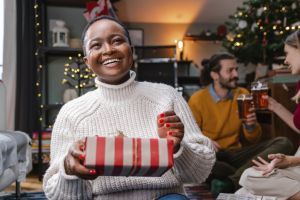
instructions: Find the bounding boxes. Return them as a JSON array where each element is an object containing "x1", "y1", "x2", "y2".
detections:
[
  {"x1": 237, "y1": 94, "x2": 254, "y2": 119},
  {"x1": 251, "y1": 81, "x2": 269, "y2": 110}
]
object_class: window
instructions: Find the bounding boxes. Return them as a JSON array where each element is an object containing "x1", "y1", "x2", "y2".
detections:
[{"x1": 0, "y1": 0, "x2": 3, "y2": 80}]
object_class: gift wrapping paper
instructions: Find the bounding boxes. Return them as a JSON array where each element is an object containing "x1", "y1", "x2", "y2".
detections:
[{"x1": 84, "y1": 136, "x2": 174, "y2": 177}]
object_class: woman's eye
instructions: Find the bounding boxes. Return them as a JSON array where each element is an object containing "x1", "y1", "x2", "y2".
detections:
[
  {"x1": 112, "y1": 38, "x2": 124, "y2": 45},
  {"x1": 91, "y1": 43, "x2": 100, "y2": 50}
]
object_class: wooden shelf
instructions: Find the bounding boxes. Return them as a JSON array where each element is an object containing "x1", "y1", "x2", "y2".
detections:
[
  {"x1": 38, "y1": 46, "x2": 83, "y2": 56},
  {"x1": 178, "y1": 76, "x2": 200, "y2": 85},
  {"x1": 42, "y1": 103, "x2": 63, "y2": 111},
  {"x1": 45, "y1": 0, "x2": 88, "y2": 7},
  {"x1": 183, "y1": 34, "x2": 224, "y2": 42}
]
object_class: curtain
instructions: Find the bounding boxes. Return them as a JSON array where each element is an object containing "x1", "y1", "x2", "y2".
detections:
[
  {"x1": 14, "y1": 0, "x2": 38, "y2": 134},
  {"x1": 3, "y1": 0, "x2": 17, "y2": 130}
]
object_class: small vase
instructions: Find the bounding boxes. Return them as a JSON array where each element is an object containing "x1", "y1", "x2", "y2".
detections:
[{"x1": 63, "y1": 88, "x2": 78, "y2": 103}]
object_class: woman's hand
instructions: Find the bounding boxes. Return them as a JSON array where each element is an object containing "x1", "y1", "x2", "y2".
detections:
[
  {"x1": 64, "y1": 138, "x2": 98, "y2": 180},
  {"x1": 157, "y1": 111, "x2": 184, "y2": 153},
  {"x1": 212, "y1": 140, "x2": 221, "y2": 152},
  {"x1": 252, "y1": 153, "x2": 291, "y2": 175}
]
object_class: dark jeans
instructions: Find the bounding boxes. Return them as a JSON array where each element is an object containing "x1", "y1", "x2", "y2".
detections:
[
  {"x1": 210, "y1": 137, "x2": 294, "y2": 190},
  {"x1": 157, "y1": 193, "x2": 190, "y2": 200}
]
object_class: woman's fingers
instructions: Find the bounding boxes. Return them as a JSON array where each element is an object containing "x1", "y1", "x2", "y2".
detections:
[
  {"x1": 167, "y1": 129, "x2": 184, "y2": 139},
  {"x1": 257, "y1": 156, "x2": 269, "y2": 165},
  {"x1": 252, "y1": 158, "x2": 263, "y2": 167},
  {"x1": 164, "y1": 122, "x2": 184, "y2": 130},
  {"x1": 157, "y1": 111, "x2": 181, "y2": 127}
]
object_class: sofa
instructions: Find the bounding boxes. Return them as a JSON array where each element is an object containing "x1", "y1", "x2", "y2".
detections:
[{"x1": 0, "y1": 80, "x2": 32, "y2": 199}]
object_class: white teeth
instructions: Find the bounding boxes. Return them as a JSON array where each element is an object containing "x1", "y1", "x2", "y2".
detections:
[{"x1": 102, "y1": 58, "x2": 120, "y2": 65}]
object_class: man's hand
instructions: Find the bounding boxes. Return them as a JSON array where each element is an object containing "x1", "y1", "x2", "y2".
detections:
[
  {"x1": 157, "y1": 111, "x2": 184, "y2": 153},
  {"x1": 243, "y1": 107, "x2": 257, "y2": 127}
]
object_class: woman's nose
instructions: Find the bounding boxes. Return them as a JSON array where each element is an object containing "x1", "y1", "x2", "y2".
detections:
[{"x1": 102, "y1": 43, "x2": 113, "y2": 54}]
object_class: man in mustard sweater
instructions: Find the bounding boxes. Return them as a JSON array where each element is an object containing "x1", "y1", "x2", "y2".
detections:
[{"x1": 188, "y1": 52, "x2": 294, "y2": 197}]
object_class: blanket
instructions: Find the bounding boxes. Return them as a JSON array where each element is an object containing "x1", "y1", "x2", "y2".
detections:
[{"x1": 0, "y1": 131, "x2": 31, "y2": 181}]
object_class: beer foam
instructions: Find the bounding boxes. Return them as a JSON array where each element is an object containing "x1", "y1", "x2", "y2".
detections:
[
  {"x1": 237, "y1": 94, "x2": 252, "y2": 100},
  {"x1": 251, "y1": 81, "x2": 268, "y2": 90}
]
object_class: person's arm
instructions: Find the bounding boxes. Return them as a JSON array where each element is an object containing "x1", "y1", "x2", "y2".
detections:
[
  {"x1": 188, "y1": 95, "x2": 221, "y2": 152},
  {"x1": 43, "y1": 105, "x2": 92, "y2": 200},
  {"x1": 268, "y1": 97, "x2": 300, "y2": 134},
  {"x1": 172, "y1": 90, "x2": 216, "y2": 183},
  {"x1": 242, "y1": 107, "x2": 262, "y2": 143},
  {"x1": 287, "y1": 155, "x2": 300, "y2": 166},
  {"x1": 252, "y1": 153, "x2": 300, "y2": 175}
]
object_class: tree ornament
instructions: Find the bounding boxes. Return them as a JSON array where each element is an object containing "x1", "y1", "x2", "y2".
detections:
[
  {"x1": 257, "y1": 7, "x2": 264, "y2": 17},
  {"x1": 238, "y1": 20, "x2": 248, "y2": 29},
  {"x1": 226, "y1": 32, "x2": 235, "y2": 41},
  {"x1": 217, "y1": 25, "x2": 227, "y2": 37},
  {"x1": 274, "y1": 31, "x2": 280, "y2": 36},
  {"x1": 264, "y1": 17, "x2": 269, "y2": 24},
  {"x1": 251, "y1": 23, "x2": 258, "y2": 32}
]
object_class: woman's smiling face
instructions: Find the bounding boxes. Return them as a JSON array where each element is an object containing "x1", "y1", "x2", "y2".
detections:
[
  {"x1": 83, "y1": 19, "x2": 133, "y2": 85},
  {"x1": 284, "y1": 44, "x2": 300, "y2": 75}
]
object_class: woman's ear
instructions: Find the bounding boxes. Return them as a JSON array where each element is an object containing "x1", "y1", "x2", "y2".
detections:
[{"x1": 83, "y1": 56, "x2": 90, "y2": 68}]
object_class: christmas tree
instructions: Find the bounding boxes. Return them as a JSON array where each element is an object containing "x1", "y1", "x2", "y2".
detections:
[
  {"x1": 223, "y1": 0, "x2": 300, "y2": 65},
  {"x1": 62, "y1": 54, "x2": 96, "y2": 96}
]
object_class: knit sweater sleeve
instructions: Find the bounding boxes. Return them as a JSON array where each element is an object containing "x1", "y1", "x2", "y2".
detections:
[
  {"x1": 43, "y1": 103, "x2": 93, "y2": 200},
  {"x1": 172, "y1": 90, "x2": 216, "y2": 183},
  {"x1": 242, "y1": 122, "x2": 262, "y2": 143}
]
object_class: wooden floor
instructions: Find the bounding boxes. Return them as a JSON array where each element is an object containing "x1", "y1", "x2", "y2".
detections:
[
  {"x1": 2, "y1": 173, "x2": 215, "y2": 200},
  {"x1": 3, "y1": 172, "x2": 43, "y2": 193}
]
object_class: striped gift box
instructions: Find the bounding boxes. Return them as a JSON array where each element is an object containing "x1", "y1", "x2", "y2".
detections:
[{"x1": 84, "y1": 136, "x2": 174, "y2": 177}]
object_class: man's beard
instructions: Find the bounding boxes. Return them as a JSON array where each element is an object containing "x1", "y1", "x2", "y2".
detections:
[{"x1": 219, "y1": 77, "x2": 239, "y2": 90}]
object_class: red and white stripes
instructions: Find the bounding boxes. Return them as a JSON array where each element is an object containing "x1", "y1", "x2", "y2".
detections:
[{"x1": 84, "y1": 136, "x2": 174, "y2": 177}]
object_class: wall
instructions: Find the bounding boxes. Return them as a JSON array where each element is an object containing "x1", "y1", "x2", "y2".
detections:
[
  {"x1": 126, "y1": 22, "x2": 224, "y2": 76},
  {"x1": 47, "y1": 6, "x2": 224, "y2": 74}
]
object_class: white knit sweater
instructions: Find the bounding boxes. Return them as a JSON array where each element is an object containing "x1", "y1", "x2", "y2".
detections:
[{"x1": 43, "y1": 71, "x2": 215, "y2": 200}]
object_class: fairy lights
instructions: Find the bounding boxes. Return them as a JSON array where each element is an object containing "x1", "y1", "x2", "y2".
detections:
[
  {"x1": 62, "y1": 53, "x2": 96, "y2": 96},
  {"x1": 223, "y1": 1, "x2": 300, "y2": 64}
]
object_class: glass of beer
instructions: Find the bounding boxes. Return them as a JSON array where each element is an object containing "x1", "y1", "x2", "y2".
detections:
[
  {"x1": 251, "y1": 81, "x2": 269, "y2": 110},
  {"x1": 237, "y1": 94, "x2": 254, "y2": 119}
]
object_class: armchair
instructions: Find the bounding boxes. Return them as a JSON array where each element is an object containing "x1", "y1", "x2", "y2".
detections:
[{"x1": 0, "y1": 80, "x2": 32, "y2": 199}]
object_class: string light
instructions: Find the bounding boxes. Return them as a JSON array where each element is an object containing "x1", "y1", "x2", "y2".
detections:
[
  {"x1": 62, "y1": 55, "x2": 96, "y2": 96},
  {"x1": 34, "y1": 1, "x2": 45, "y2": 128},
  {"x1": 224, "y1": 0, "x2": 300, "y2": 64}
]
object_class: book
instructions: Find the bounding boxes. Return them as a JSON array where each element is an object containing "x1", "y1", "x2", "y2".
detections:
[{"x1": 217, "y1": 193, "x2": 277, "y2": 200}]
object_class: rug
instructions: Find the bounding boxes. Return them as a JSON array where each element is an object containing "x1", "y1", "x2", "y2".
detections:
[
  {"x1": 0, "y1": 185, "x2": 215, "y2": 200},
  {"x1": 184, "y1": 184, "x2": 215, "y2": 200},
  {"x1": 0, "y1": 192, "x2": 47, "y2": 200}
]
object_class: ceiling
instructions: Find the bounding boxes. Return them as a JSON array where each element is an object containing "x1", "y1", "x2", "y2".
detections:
[{"x1": 114, "y1": 0, "x2": 244, "y2": 24}]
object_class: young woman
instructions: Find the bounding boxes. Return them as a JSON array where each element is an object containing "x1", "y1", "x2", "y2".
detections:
[
  {"x1": 42, "y1": 16, "x2": 215, "y2": 200},
  {"x1": 238, "y1": 30, "x2": 300, "y2": 200}
]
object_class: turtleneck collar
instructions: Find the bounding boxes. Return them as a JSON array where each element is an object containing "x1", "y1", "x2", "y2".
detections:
[{"x1": 94, "y1": 71, "x2": 137, "y2": 103}]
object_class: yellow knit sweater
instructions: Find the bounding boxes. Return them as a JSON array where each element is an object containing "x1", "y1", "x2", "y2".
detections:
[{"x1": 188, "y1": 86, "x2": 262, "y2": 151}]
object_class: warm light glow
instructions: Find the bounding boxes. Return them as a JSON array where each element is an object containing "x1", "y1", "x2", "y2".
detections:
[{"x1": 177, "y1": 40, "x2": 183, "y2": 50}]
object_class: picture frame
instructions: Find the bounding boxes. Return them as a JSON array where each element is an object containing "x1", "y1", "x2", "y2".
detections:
[{"x1": 128, "y1": 29, "x2": 144, "y2": 46}]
